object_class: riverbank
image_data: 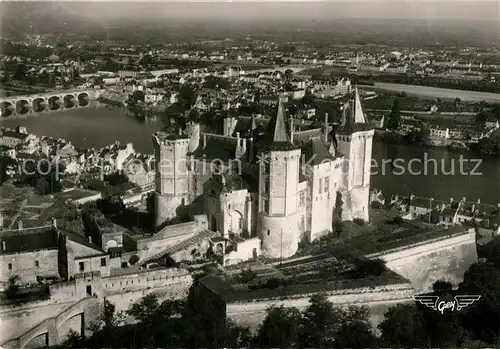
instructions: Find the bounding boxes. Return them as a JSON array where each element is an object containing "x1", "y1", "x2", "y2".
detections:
[{"x1": 373, "y1": 130, "x2": 498, "y2": 158}]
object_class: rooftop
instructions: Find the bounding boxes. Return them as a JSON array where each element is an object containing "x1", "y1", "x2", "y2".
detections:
[{"x1": 0, "y1": 225, "x2": 58, "y2": 255}]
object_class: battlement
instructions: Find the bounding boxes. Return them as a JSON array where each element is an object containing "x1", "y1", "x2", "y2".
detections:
[{"x1": 153, "y1": 131, "x2": 190, "y2": 146}]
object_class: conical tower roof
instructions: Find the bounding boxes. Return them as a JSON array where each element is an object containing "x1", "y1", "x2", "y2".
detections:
[
  {"x1": 336, "y1": 87, "x2": 371, "y2": 135},
  {"x1": 256, "y1": 97, "x2": 297, "y2": 152},
  {"x1": 267, "y1": 97, "x2": 290, "y2": 143}
]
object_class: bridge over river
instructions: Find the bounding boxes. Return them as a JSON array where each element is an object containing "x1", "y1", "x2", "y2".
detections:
[{"x1": 0, "y1": 89, "x2": 102, "y2": 118}]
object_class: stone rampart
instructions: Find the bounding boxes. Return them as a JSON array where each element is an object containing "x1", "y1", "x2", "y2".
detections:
[{"x1": 368, "y1": 229, "x2": 477, "y2": 294}]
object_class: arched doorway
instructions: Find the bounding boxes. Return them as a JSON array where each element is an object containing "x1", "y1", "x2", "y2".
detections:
[
  {"x1": 106, "y1": 239, "x2": 118, "y2": 250},
  {"x1": 211, "y1": 215, "x2": 217, "y2": 232},
  {"x1": 229, "y1": 211, "x2": 243, "y2": 235}
]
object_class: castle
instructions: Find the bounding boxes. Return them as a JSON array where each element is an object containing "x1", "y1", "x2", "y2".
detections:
[{"x1": 153, "y1": 88, "x2": 374, "y2": 259}]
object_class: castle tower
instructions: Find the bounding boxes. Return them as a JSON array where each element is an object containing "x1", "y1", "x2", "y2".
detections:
[
  {"x1": 335, "y1": 87, "x2": 374, "y2": 221},
  {"x1": 257, "y1": 98, "x2": 301, "y2": 259},
  {"x1": 222, "y1": 113, "x2": 238, "y2": 136},
  {"x1": 153, "y1": 129, "x2": 191, "y2": 229},
  {"x1": 185, "y1": 121, "x2": 200, "y2": 153}
]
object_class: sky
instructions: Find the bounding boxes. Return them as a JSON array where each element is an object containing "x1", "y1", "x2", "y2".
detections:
[{"x1": 3, "y1": 0, "x2": 499, "y2": 22}]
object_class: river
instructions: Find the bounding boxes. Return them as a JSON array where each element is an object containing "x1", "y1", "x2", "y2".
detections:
[
  {"x1": 2, "y1": 106, "x2": 499, "y2": 205},
  {"x1": 361, "y1": 82, "x2": 500, "y2": 103}
]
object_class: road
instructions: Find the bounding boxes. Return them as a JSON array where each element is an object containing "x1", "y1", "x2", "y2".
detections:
[{"x1": 365, "y1": 109, "x2": 477, "y2": 116}]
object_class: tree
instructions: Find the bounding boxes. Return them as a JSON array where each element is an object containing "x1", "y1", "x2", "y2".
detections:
[
  {"x1": 298, "y1": 294, "x2": 343, "y2": 348},
  {"x1": 354, "y1": 258, "x2": 386, "y2": 277},
  {"x1": 177, "y1": 85, "x2": 198, "y2": 111},
  {"x1": 87, "y1": 299, "x2": 124, "y2": 347},
  {"x1": 379, "y1": 304, "x2": 426, "y2": 347},
  {"x1": 335, "y1": 306, "x2": 375, "y2": 348},
  {"x1": 387, "y1": 98, "x2": 401, "y2": 130},
  {"x1": 478, "y1": 130, "x2": 500, "y2": 156},
  {"x1": 254, "y1": 305, "x2": 302, "y2": 348},
  {"x1": 128, "y1": 294, "x2": 183, "y2": 346},
  {"x1": 459, "y1": 262, "x2": 500, "y2": 343},
  {"x1": 187, "y1": 109, "x2": 200, "y2": 122},
  {"x1": 302, "y1": 91, "x2": 315, "y2": 107},
  {"x1": 5, "y1": 275, "x2": 20, "y2": 298}
]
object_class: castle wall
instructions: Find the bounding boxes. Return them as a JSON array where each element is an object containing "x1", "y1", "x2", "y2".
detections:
[
  {"x1": 226, "y1": 283, "x2": 414, "y2": 333},
  {"x1": 310, "y1": 161, "x2": 334, "y2": 240},
  {"x1": 347, "y1": 186, "x2": 370, "y2": 221},
  {"x1": 368, "y1": 229, "x2": 477, "y2": 294},
  {"x1": 1, "y1": 249, "x2": 59, "y2": 285},
  {"x1": 259, "y1": 213, "x2": 299, "y2": 259},
  {"x1": 225, "y1": 237, "x2": 261, "y2": 265},
  {"x1": 220, "y1": 190, "x2": 248, "y2": 236}
]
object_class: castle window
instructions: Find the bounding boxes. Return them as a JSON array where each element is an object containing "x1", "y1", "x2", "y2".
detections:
[
  {"x1": 267, "y1": 230, "x2": 270, "y2": 236},
  {"x1": 101, "y1": 258, "x2": 106, "y2": 267},
  {"x1": 35, "y1": 260, "x2": 39, "y2": 268},
  {"x1": 263, "y1": 179, "x2": 270, "y2": 194},
  {"x1": 264, "y1": 161, "x2": 270, "y2": 174},
  {"x1": 79, "y1": 262, "x2": 85, "y2": 272},
  {"x1": 324, "y1": 177, "x2": 330, "y2": 192},
  {"x1": 263, "y1": 199, "x2": 269, "y2": 213},
  {"x1": 299, "y1": 192, "x2": 305, "y2": 205},
  {"x1": 319, "y1": 178, "x2": 323, "y2": 193},
  {"x1": 8, "y1": 263, "x2": 12, "y2": 270}
]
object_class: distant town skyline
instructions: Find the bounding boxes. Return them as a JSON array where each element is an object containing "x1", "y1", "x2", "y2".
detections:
[{"x1": 2, "y1": 0, "x2": 498, "y2": 22}]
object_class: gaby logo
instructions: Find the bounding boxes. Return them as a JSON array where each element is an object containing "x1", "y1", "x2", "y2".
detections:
[{"x1": 414, "y1": 295, "x2": 481, "y2": 315}]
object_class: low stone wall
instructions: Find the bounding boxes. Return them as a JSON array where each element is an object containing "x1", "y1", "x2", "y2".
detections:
[{"x1": 227, "y1": 283, "x2": 414, "y2": 333}]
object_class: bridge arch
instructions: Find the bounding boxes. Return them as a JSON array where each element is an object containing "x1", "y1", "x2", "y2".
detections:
[
  {"x1": 15, "y1": 99, "x2": 30, "y2": 115},
  {"x1": 0, "y1": 101, "x2": 13, "y2": 117},
  {"x1": 48, "y1": 96, "x2": 62, "y2": 111},
  {"x1": 32, "y1": 97, "x2": 47, "y2": 112},
  {"x1": 77, "y1": 92, "x2": 90, "y2": 106},
  {"x1": 63, "y1": 94, "x2": 77, "y2": 109}
]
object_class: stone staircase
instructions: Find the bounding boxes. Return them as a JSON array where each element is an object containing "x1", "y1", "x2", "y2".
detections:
[{"x1": 141, "y1": 230, "x2": 218, "y2": 265}]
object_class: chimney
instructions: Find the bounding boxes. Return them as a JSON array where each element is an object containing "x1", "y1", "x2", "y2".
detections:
[
  {"x1": 1, "y1": 241, "x2": 5, "y2": 251},
  {"x1": 290, "y1": 116, "x2": 294, "y2": 143},
  {"x1": 17, "y1": 220, "x2": 23, "y2": 230},
  {"x1": 450, "y1": 197, "x2": 453, "y2": 203},
  {"x1": 88, "y1": 236, "x2": 92, "y2": 244},
  {"x1": 203, "y1": 134, "x2": 207, "y2": 148},
  {"x1": 178, "y1": 128, "x2": 182, "y2": 136},
  {"x1": 236, "y1": 132, "x2": 240, "y2": 145},
  {"x1": 477, "y1": 198, "x2": 481, "y2": 204},
  {"x1": 51, "y1": 218, "x2": 57, "y2": 229},
  {"x1": 463, "y1": 197, "x2": 466, "y2": 203}
]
